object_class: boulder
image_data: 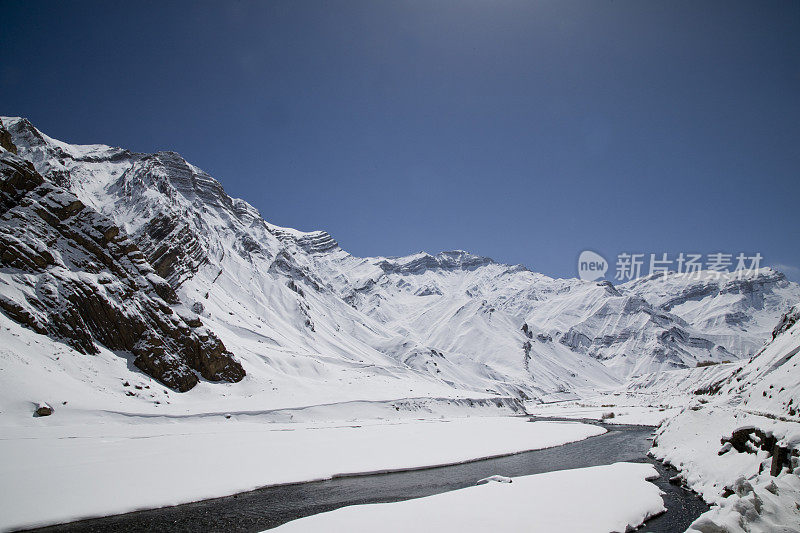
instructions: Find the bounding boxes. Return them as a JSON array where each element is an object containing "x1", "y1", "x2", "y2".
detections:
[{"x1": 34, "y1": 403, "x2": 53, "y2": 417}]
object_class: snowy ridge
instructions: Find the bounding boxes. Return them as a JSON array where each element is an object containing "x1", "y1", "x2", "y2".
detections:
[
  {"x1": 269, "y1": 227, "x2": 340, "y2": 255},
  {"x1": 375, "y1": 250, "x2": 497, "y2": 275}
]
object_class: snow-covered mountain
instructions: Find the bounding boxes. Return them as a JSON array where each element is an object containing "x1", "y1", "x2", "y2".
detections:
[
  {"x1": 1, "y1": 116, "x2": 798, "y2": 406},
  {"x1": 0, "y1": 150, "x2": 245, "y2": 392}
]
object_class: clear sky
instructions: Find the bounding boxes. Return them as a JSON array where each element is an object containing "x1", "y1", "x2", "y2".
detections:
[{"x1": 2, "y1": 1, "x2": 799, "y2": 281}]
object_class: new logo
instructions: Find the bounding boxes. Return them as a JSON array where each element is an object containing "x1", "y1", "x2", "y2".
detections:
[{"x1": 578, "y1": 250, "x2": 608, "y2": 281}]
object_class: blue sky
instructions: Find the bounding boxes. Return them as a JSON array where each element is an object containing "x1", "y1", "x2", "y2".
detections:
[{"x1": 2, "y1": 1, "x2": 799, "y2": 280}]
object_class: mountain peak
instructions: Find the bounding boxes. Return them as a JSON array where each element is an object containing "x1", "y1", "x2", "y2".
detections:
[{"x1": 1, "y1": 116, "x2": 129, "y2": 163}]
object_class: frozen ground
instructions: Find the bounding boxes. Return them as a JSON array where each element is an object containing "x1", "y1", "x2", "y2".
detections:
[
  {"x1": 271, "y1": 462, "x2": 665, "y2": 533},
  {"x1": 528, "y1": 400, "x2": 682, "y2": 426},
  {"x1": 0, "y1": 415, "x2": 603, "y2": 531}
]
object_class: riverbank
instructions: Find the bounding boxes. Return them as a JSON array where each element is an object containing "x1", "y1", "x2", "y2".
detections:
[
  {"x1": 22, "y1": 420, "x2": 708, "y2": 533},
  {"x1": 1, "y1": 416, "x2": 601, "y2": 531},
  {"x1": 271, "y1": 462, "x2": 665, "y2": 533}
]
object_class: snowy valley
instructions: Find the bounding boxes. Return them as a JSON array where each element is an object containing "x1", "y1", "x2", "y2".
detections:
[{"x1": 1, "y1": 117, "x2": 799, "y2": 532}]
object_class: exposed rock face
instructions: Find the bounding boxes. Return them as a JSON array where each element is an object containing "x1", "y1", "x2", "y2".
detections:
[
  {"x1": 0, "y1": 119, "x2": 17, "y2": 154},
  {"x1": 111, "y1": 153, "x2": 219, "y2": 287},
  {"x1": 718, "y1": 426, "x2": 794, "y2": 477},
  {"x1": 0, "y1": 152, "x2": 244, "y2": 391},
  {"x1": 721, "y1": 426, "x2": 777, "y2": 455},
  {"x1": 772, "y1": 305, "x2": 800, "y2": 340}
]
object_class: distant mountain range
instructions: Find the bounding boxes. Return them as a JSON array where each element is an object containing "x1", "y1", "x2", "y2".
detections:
[{"x1": 1, "y1": 116, "x2": 798, "y2": 403}]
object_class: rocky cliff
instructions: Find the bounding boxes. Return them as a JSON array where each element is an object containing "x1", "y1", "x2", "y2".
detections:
[{"x1": 0, "y1": 136, "x2": 244, "y2": 392}]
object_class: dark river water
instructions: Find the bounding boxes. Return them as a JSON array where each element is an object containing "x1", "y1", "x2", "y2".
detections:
[{"x1": 24, "y1": 418, "x2": 707, "y2": 533}]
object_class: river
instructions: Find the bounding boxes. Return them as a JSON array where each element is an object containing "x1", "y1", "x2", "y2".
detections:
[{"x1": 25, "y1": 418, "x2": 707, "y2": 532}]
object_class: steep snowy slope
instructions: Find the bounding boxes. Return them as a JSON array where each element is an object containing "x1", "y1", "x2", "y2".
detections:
[
  {"x1": 694, "y1": 303, "x2": 800, "y2": 419},
  {"x1": 2, "y1": 116, "x2": 798, "y2": 407}
]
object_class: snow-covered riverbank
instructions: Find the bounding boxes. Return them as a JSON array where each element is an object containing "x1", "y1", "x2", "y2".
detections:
[
  {"x1": 0, "y1": 416, "x2": 603, "y2": 531},
  {"x1": 653, "y1": 408, "x2": 800, "y2": 533},
  {"x1": 270, "y1": 462, "x2": 665, "y2": 533},
  {"x1": 651, "y1": 305, "x2": 800, "y2": 531}
]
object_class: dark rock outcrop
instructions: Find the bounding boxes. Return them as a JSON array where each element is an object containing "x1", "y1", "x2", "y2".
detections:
[
  {"x1": 721, "y1": 426, "x2": 776, "y2": 454},
  {"x1": 772, "y1": 305, "x2": 799, "y2": 340},
  {"x1": 0, "y1": 152, "x2": 245, "y2": 391},
  {"x1": 719, "y1": 426, "x2": 794, "y2": 476},
  {"x1": 0, "y1": 119, "x2": 17, "y2": 154},
  {"x1": 34, "y1": 403, "x2": 53, "y2": 417}
]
